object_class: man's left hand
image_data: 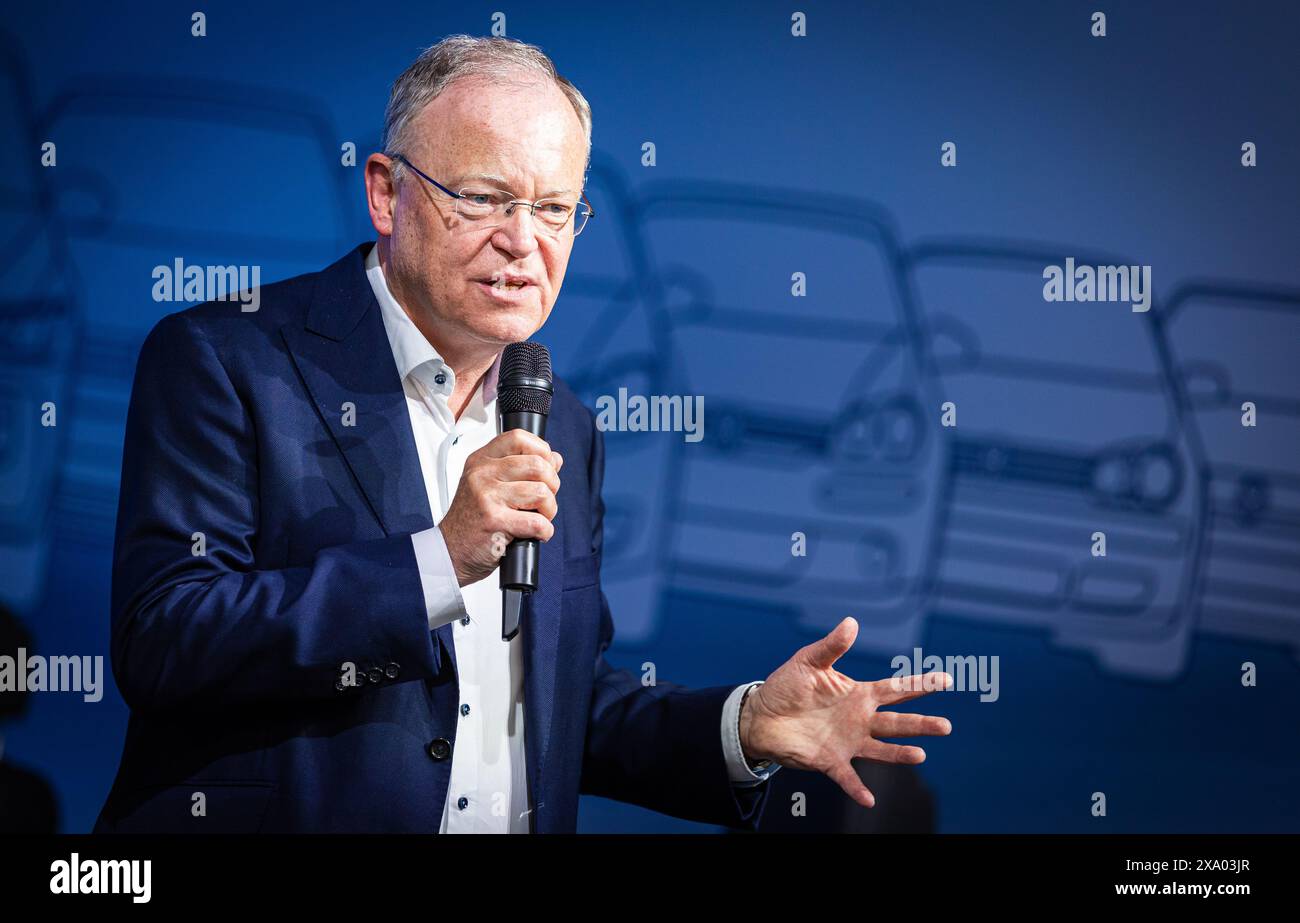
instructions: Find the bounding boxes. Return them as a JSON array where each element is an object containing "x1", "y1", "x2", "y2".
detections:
[{"x1": 738, "y1": 616, "x2": 954, "y2": 808}]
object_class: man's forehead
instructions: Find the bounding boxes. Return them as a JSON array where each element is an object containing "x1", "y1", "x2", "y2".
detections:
[
  {"x1": 413, "y1": 79, "x2": 585, "y2": 190},
  {"x1": 429, "y1": 78, "x2": 579, "y2": 143},
  {"x1": 430, "y1": 136, "x2": 585, "y2": 196}
]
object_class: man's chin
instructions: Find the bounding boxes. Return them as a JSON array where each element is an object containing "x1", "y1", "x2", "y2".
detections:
[{"x1": 467, "y1": 311, "x2": 547, "y2": 349}]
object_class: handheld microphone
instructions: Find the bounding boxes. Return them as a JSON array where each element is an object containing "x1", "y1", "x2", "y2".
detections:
[{"x1": 496, "y1": 341, "x2": 554, "y2": 641}]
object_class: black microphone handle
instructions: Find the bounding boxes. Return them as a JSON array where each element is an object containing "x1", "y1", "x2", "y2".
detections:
[{"x1": 499, "y1": 408, "x2": 549, "y2": 605}]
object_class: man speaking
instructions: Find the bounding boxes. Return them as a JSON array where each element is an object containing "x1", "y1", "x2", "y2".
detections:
[{"x1": 95, "y1": 34, "x2": 953, "y2": 834}]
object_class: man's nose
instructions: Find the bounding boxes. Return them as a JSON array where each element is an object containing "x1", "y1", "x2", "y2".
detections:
[{"x1": 493, "y1": 204, "x2": 541, "y2": 254}]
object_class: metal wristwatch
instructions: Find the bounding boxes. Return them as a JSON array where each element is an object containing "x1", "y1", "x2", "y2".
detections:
[{"x1": 740, "y1": 683, "x2": 774, "y2": 773}]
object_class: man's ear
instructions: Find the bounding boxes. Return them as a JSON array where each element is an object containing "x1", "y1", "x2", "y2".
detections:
[{"x1": 364, "y1": 153, "x2": 397, "y2": 237}]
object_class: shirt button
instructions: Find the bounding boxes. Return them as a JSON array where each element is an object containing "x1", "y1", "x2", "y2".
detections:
[
  {"x1": 457, "y1": 796, "x2": 469, "y2": 811},
  {"x1": 460, "y1": 615, "x2": 470, "y2": 626},
  {"x1": 434, "y1": 372, "x2": 447, "y2": 386},
  {"x1": 460, "y1": 703, "x2": 470, "y2": 717}
]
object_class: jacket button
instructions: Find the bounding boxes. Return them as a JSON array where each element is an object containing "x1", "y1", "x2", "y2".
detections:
[
  {"x1": 367, "y1": 667, "x2": 384, "y2": 685},
  {"x1": 457, "y1": 796, "x2": 469, "y2": 810},
  {"x1": 427, "y1": 737, "x2": 452, "y2": 761},
  {"x1": 384, "y1": 662, "x2": 400, "y2": 679}
]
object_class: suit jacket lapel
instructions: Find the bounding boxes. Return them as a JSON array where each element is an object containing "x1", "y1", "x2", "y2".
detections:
[
  {"x1": 280, "y1": 244, "x2": 457, "y2": 685},
  {"x1": 281, "y1": 244, "x2": 434, "y2": 538}
]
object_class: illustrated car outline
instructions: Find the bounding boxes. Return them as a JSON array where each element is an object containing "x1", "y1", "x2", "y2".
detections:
[
  {"x1": 1162, "y1": 281, "x2": 1300, "y2": 665},
  {"x1": 582, "y1": 179, "x2": 947, "y2": 653},
  {"x1": 34, "y1": 75, "x2": 359, "y2": 548},
  {"x1": 904, "y1": 238, "x2": 1205, "y2": 679}
]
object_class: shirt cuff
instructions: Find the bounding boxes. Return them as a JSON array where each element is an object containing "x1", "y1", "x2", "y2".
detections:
[
  {"x1": 721, "y1": 681, "x2": 780, "y2": 786},
  {"x1": 411, "y1": 527, "x2": 468, "y2": 631}
]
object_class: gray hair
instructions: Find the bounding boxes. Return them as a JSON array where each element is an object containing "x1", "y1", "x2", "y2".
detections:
[{"x1": 382, "y1": 34, "x2": 593, "y2": 184}]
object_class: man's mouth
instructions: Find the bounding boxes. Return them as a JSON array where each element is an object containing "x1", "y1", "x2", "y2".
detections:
[
  {"x1": 475, "y1": 278, "x2": 536, "y2": 301},
  {"x1": 478, "y1": 275, "x2": 536, "y2": 290}
]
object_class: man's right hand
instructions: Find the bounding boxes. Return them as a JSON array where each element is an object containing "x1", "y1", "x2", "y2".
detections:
[{"x1": 437, "y1": 429, "x2": 564, "y2": 587}]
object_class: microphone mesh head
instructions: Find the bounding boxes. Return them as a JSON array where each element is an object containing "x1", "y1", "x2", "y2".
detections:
[
  {"x1": 501, "y1": 341, "x2": 552, "y2": 383},
  {"x1": 498, "y1": 341, "x2": 553, "y2": 415}
]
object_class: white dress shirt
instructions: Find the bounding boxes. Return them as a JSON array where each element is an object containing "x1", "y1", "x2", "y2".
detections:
[{"x1": 366, "y1": 244, "x2": 777, "y2": 834}]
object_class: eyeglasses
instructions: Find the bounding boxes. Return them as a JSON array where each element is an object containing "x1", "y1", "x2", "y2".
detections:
[{"x1": 390, "y1": 153, "x2": 594, "y2": 238}]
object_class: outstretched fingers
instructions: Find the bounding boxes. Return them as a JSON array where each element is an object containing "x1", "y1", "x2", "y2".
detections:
[
  {"x1": 826, "y1": 761, "x2": 876, "y2": 809},
  {"x1": 858, "y1": 739, "x2": 928, "y2": 765},
  {"x1": 871, "y1": 711, "x2": 952, "y2": 739},
  {"x1": 875, "y1": 671, "x2": 952, "y2": 706},
  {"x1": 801, "y1": 617, "x2": 859, "y2": 670}
]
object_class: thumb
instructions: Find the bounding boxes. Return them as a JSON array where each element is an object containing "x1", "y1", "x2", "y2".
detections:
[{"x1": 803, "y1": 617, "x2": 858, "y2": 670}]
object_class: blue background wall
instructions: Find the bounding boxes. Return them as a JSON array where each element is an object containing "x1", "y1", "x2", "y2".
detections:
[{"x1": 1, "y1": 0, "x2": 1297, "y2": 832}]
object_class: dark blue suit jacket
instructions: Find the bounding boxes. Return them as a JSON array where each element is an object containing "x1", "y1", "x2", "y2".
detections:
[{"x1": 94, "y1": 243, "x2": 771, "y2": 833}]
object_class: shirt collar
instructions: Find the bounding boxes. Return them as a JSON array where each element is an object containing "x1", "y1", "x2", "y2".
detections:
[{"x1": 365, "y1": 242, "x2": 500, "y2": 414}]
